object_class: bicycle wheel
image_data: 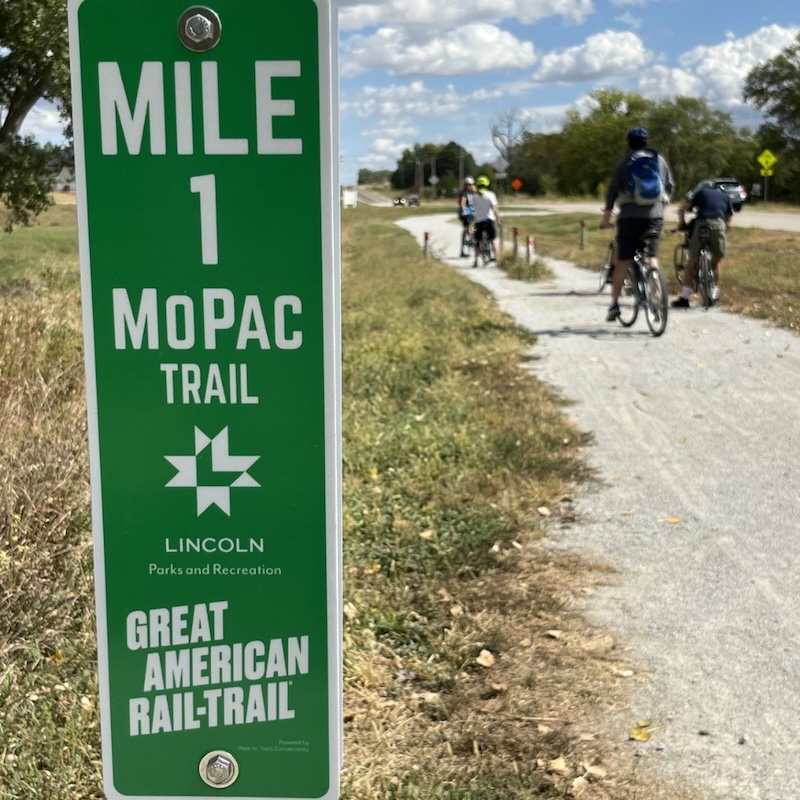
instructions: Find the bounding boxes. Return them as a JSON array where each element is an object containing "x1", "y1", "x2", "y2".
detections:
[
  {"x1": 598, "y1": 242, "x2": 615, "y2": 292},
  {"x1": 479, "y1": 235, "x2": 492, "y2": 267},
  {"x1": 644, "y1": 266, "x2": 669, "y2": 336},
  {"x1": 698, "y1": 250, "x2": 712, "y2": 309},
  {"x1": 617, "y1": 264, "x2": 639, "y2": 327},
  {"x1": 673, "y1": 243, "x2": 687, "y2": 285}
]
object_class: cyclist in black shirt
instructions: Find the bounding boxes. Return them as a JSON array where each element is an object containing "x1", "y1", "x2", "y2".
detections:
[{"x1": 672, "y1": 182, "x2": 734, "y2": 308}]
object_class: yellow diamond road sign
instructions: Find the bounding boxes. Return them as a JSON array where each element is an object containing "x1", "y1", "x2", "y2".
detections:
[{"x1": 758, "y1": 149, "x2": 777, "y2": 169}]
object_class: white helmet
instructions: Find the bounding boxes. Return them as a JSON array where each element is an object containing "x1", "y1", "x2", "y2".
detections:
[{"x1": 465, "y1": 176, "x2": 475, "y2": 185}]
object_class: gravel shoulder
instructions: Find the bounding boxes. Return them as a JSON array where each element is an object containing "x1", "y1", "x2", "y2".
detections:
[{"x1": 397, "y1": 213, "x2": 800, "y2": 800}]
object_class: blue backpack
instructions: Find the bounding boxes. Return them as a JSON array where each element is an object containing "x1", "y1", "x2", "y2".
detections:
[{"x1": 627, "y1": 147, "x2": 663, "y2": 205}]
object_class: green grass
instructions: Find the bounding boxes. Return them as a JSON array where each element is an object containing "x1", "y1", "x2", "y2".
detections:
[
  {"x1": 1, "y1": 200, "x2": 697, "y2": 800},
  {"x1": 503, "y1": 210, "x2": 800, "y2": 331}
]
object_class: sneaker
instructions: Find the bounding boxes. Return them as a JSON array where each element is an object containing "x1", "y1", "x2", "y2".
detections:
[
  {"x1": 606, "y1": 303, "x2": 621, "y2": 322},
  {"x1": 460, "y1": 251, "x2": 467, "y2": 258},
  {"x1": 671, "y1": 296, "x2": 690, "y2": 309}
]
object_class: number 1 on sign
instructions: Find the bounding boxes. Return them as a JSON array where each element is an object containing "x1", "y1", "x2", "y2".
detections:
[{"x1": 190, "y1": 174, "x2": 218, "y2": 265}]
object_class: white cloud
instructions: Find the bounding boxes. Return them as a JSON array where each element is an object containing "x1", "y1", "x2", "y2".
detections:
[
  {"x1": 342, "y1": 23, "x2": 536, "y2": 77},
  {"x1": 675, "y1": 24, "x2": 800, "y2": 109},
  {"x1": 338, "y1": 0, "x2": 593, "y2": 32},
  {"x1": 341, "y1": 80, "x2": 468, "y2": 119},
  {"x1": 632, "y1": 24, "x2": 800, "y2": 115},
  {"x1": 533, "y1": 30, "x2": 650, "y2": 82},
  {"x1": 18, "y1": 100, "x2": 66, "y2": 144}
]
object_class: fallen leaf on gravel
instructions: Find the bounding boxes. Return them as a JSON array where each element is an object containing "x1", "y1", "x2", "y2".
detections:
[
  {"x1": 543, "y1": 629, "x2": 563, "y2": 640},
  {"x1": 665, "y1": 516, "x2": 681, "y2": 524},
  {"x1": 697, "y1": 363, "x2": 707, "y2": 369},
  {"x1": 410, "y1": 691, "x2": 440, "y2": 703},
  {"x1": 362, "y1": 562, "x2": 382, "y2": 575},
  {"x1": 547, "y1": 756, "x2": 569, "y2": 774},
  {"x1": 418, "y1": 529, "x2": 435, "y2": 539},
  {"x1": 537, "y1": 506, "x2": 551, "y2": 517},
  {"x1": 476, "y1": 650, "x2": 495, "y2": 667},
  {"x1": 450, "y1": 605, "x2": 464, "y2": 617},
  {"x1": 570, "y1": 775, "x2": 589, "y2": 795},
  {"x1": 613, "y1": 668, "x2": 634, "y2": 678},
  {"x1": 678, "y1": 437, "x2": 687, "y2": 445},
  {"x1": 637, "y1": 719, "x2": 653, "y2": 728},
  {"x1": 629, "y1": 727, "x2": 651, "y2": 742},
  {"x1": 621, "y1": 510, "x2": 634, "y2": 516},
  {"x1": 584, "y1": 760, "x2": 608, "y2": 779},
  {"x1": 490, "y1": 682, "x2": 508, "y2": 692}
]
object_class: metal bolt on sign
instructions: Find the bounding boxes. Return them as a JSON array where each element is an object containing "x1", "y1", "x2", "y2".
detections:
[
  {"x1": 199, "y1": 751, "x2": 239, "y2": 789},
  {"x1": 178, "y1": 6, "x2": 222, "y2": 51}
]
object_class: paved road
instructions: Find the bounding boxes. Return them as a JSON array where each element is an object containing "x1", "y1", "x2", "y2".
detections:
[
  {"x1": 512, "y1": 200, "x2": 800, "y2": 234},
  {"x1": 396, "y1": 213, "x2": 800, "y2": 800}
]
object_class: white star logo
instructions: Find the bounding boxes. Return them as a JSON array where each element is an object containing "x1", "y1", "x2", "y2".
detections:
[{"x1": 165, "y1": 426, "x2": 260, "y2": 516}]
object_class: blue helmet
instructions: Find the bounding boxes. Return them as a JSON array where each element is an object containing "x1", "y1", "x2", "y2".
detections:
[{"x1": 627, "y1": 127, "x2": 650, "y2": 147}]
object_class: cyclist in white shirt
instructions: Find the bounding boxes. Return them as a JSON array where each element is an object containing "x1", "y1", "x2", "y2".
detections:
[{"x1": 472, "y1": 175, "x2": 502, "y2": 262}]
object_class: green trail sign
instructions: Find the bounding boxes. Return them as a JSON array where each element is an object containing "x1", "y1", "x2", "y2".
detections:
[{"x1": 67, "y1": 1, "x2": 341, "y2": 797}]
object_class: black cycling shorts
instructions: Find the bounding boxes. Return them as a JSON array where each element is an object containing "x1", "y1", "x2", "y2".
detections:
[
  {"x1": 474, "y1": 219, "x2": 496, "y2": 241},
  {"x1": 616, "y1": 217, "x2": 663, "y2": 260}
]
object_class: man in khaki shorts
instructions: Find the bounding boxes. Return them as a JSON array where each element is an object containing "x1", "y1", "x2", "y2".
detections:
[{"x1": 672, "y1": 181, "x2": 734, "y2": 308}]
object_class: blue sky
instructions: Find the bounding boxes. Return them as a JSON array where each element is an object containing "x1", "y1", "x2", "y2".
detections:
[
  {"x1": 336, "y1": 0, "x2": 799, "y2": 185},
  {"x1": 19, "y1": 0, "x2": 799, "y2": 187}
]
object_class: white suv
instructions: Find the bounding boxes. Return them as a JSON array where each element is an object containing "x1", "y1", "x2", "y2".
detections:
[{"x1": 707, "y1": 178, "x2": 748, "y2": 212}]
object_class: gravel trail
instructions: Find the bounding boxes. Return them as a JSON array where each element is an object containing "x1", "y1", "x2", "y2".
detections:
[{"x1": 397, "y1": 213, "x2": 800, "y2": 800}]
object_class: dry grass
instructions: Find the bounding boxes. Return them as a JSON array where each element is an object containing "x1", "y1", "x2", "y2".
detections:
[
  {"x1": 0, "y1": 201, "x2": 708, "y2": 800},
  {"x1": 505, "y1": 211, "x2": 800, "y2": 333},
  {"x1": 0, "y1": 270, "x2": 103, "y2": 798},
  {"x1": 339, "y1": 207, "x2": 704, "y2": 800}
]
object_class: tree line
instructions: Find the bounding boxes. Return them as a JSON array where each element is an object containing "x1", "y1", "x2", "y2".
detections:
[
  {"x1": 360, "y1": 34, "x2": 800, "y2": 205},
  {"x1": 3, "y1": 0, "x2": 800, "y2": 227}
]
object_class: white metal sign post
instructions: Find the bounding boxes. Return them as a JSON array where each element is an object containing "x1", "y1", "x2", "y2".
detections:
[{"x1": 67, "y1": 0, "x2": 341, "y2": 797}]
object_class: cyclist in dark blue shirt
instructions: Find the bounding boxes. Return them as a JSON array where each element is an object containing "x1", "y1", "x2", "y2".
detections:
[{"x1": 672, "y1": 182, "x2": 734, "y2": 308}]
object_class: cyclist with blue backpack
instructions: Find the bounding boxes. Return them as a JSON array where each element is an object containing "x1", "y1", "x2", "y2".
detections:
[{"x1": 600, "y1": 127, "x2": 675, "y2": 322}]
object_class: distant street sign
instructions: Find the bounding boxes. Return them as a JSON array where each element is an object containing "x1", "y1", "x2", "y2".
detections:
[
  {"x1": 428, "y1": 175, "x2": 440, "y2": 185},
  {"x1": 511, "y1": 178, "x2": 523, "y2": 191},
  {"x1": 758, "y1": 149, "x2": 777, "y2": 170},
  {"x1": 68, "y1": 0, "x2": 341, "y2": 798},
  {"x1": 760, "y1": 168, "x2": 775, "y2": 177},
  {"x1": 495, "y1": 172, "x2": 507, "y2": 180}
]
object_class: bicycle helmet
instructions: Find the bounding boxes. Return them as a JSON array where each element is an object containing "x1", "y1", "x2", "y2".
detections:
[
  {"x1": 465, "y1": 176, "x2": 475, "y2": 185},
  {"x1": 476, "y1": 175, "x2": 490, "y2": 187},
  {"x1": 627, "y1": 127, "x2": 649, "y2": 148}
]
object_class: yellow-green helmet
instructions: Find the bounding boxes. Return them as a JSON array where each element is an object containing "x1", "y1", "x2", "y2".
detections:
[{"x1": 476, "y1": 175, "x2": 490, "y2": 188}]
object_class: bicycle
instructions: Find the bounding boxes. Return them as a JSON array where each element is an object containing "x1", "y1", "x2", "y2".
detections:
[
  {"x1": 695, "y1": 225, "x2": 716, "y2": 309},
  {"x1": 463, "y1": 221, "x2": 476, "y2": 259},
  {"x1": 616, "y1": 234, "x2": 669, "y2": 336},
  {"x1": 669, "y1": 224, "x2": 716, "y2": 310},
  {"x1": 473, "y1": 224, "x2": 493, "y2": 268},
  {"x1": 598, "y1": 240, "x2": 615, "y2": 292},
  {"x1": 672, "y1": 228, "x2": 689, "y2": 286}
]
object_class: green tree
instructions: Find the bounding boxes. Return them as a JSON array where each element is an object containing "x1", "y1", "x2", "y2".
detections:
[
  {"x1": 743, "y1": 33, "x2": 800, "y2": 201},
  {"x1": 357, "y1": 168, "x2": 392, "y2": 186},
  {"x1": 556, "y1": 90, "x2": 650, "y2": 197},
  {"x1": 0, "y1": 0, "x2": 70, "y2": 228},
  {"x1": 743, "y1": 33, "x2": 800, "y2": 144},
  {"x1": 391, "y1": 142, "x2": 477, "y2": 194},
  {"x1": 514, "y1": 132, "x2": 563, "y2": 196}
]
